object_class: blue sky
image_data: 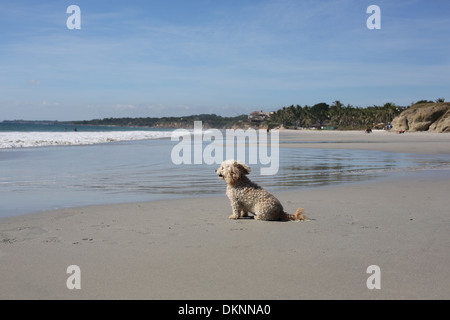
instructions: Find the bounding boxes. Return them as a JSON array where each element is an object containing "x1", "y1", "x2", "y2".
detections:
[{"x1": 0, "y1": 0, "x2": 449, "y2": 120}]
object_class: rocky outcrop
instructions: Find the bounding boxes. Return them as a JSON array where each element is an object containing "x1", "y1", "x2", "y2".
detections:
[
  {"x1": 391, "y1": 103, "x2": 450, "y2": 133},
  {"x1": 429, "y1": 109, "x2": 450, "y2": 133}
]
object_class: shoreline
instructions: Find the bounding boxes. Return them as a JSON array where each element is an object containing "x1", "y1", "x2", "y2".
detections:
[{"x1": 1, "y1": 131, "x2": 450, "y2": 299}]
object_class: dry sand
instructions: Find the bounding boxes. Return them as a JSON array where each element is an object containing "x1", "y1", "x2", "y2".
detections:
[
  {"x1": 280, "y1": 129, "x2": 450, "y2": 154},
  {"x1": 1, "y1": 130, "x2": 450, "y2": 300}
]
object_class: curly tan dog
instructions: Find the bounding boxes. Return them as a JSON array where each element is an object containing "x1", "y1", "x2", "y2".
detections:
[{"x1": 216, "y1": 160, "x2": 306, "y2": 221}]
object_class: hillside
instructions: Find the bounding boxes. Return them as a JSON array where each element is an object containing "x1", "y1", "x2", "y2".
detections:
[{"x1": 391, "y1": 103, "x2": 450, "y2": 133}]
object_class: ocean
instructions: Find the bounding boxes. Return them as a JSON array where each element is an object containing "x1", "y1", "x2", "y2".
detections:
[
  {"x1": 0, "y1": 122, "x2": 173, "y2": 148},
  {"x1": 1, "y1": 123, "x2": 449, "y2": 217}
]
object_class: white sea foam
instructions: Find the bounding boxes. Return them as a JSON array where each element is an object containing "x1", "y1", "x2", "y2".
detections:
[{"x1": 0, "y1": 131, "x2": 174, "y2": 149}]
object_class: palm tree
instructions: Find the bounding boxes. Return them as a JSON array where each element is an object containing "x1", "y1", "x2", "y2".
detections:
[{"x1": 330, "y1": 100, "x2": 344, "y2": 127}]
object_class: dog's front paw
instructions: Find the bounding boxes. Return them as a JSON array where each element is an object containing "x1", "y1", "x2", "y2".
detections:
[{"x1": 229, "y1": 214, "x2": 239, "y2": 220}]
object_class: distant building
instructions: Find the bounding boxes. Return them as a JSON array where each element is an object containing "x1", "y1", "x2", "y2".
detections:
[{"x1": 248, "y1": 111, "x2": 273, "y2": 122}]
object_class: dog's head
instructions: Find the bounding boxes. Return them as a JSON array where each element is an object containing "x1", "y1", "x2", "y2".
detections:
[{"x1": 216, "y1": 160, "x2": 251, "y2": 186}]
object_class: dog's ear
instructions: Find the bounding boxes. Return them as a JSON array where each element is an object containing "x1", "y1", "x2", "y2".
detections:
[{"x1": 236, "y1": 162, "x2": 251, "y2": 175}]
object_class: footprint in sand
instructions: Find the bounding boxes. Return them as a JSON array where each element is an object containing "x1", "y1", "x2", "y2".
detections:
[
  {"x1": 42, "y1": 237, "x2": 61, "y2": 244},
  {"x1": 1, "y1": 237, "x2": 18, "y2": 244},
  {"x1": 1, "y1": 227, "x2": 47, "y2": 243}
]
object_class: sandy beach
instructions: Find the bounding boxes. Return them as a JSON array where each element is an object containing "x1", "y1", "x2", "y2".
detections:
[
  {"x1": 1, "y1": 130, "x2": 450, "y2": 300},
  {"x1": 280, "y1": 129, "x2": 450, "y2": 154}
]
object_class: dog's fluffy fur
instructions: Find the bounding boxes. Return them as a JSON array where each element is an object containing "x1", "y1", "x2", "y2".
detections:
[{"x1": 216, "y1": 160, "x2": 306, "y2": 221}]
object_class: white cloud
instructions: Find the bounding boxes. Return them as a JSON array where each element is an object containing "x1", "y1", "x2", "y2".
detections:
[
  {"x1": 28, "y1": 80, "x2": 41, "y2": 86},
  {"x1": 115, "y1": 104, "x2": 136, "y2": 110},
  {"x1": 41, "y1": 101, "x2": 61, "y2": 107}
]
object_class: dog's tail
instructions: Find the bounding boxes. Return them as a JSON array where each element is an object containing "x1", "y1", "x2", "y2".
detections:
[{"x1": 284, "y1": 208, "x2": 307, "y2": 221}]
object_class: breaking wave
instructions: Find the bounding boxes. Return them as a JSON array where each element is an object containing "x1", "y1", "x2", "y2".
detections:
[{"x1": 0, "y1": 131, "x2": 174, "y2": 149}]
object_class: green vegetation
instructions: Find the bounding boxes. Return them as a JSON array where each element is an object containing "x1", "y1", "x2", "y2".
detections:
[
  {"x1": 70, "y1": 114, "x2": 248, "y2": 129},
  {"x1": 413, "y1": 98, "x2": 445, "y2": 105},
  {"x1": 269, "y1": 101, "x2": 405, "y2": 130},
  {"x1": 414, "y1": 100, "x2": 435, "y2": 105}
]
